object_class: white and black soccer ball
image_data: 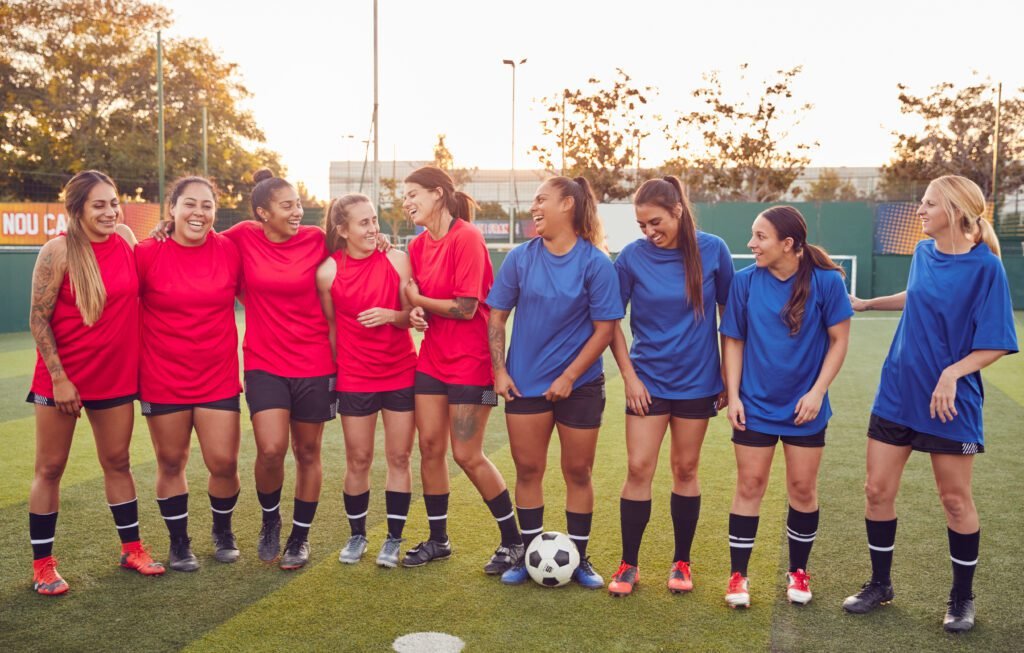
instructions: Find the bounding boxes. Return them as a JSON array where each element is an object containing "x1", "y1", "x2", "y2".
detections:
[{"x1": 525, "y1": 531, "x2": 579, "y2": 587}]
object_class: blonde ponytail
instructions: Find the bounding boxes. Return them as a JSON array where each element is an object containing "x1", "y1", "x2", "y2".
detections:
[
  {"x1": 63, "y1": 171, "x2": 117, "y2": 326},
  {"x1": 928, "y1": 175, "x2": 1001, "y2": 258}
]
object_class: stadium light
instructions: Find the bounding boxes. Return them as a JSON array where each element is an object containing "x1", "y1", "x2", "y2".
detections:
[{"x1": 503, "y1": 58, "x2": 527, "y2": 245}]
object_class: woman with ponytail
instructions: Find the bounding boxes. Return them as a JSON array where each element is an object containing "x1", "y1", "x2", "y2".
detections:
[
  {"x1": 718, "y1": 205, "x2": 853, "y2": 608},
  {"x1": 399, "y1": 165, "x2": 522, "y2": 572},
  {"x1": 605, "y1": 176, "x2": 734, "y2": 598},
  {"x1": 842, "y1": 176, "x2": 1016, "y2": 633},
  {"x1": 488, "y1": 176, "x2": 624, "y2": 588},
  {"x1": 27, "y1": 171, "x2": 165, "y2": 595},
  {"x1": 136, "y1": 176, "x2": 243, "y2": 572},
  {"x1": 316, "y1": 194, "x2": 417, "y2": 568}
]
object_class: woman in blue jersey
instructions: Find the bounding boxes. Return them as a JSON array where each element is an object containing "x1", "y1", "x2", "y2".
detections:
[
  {"x1": 605, "y1": 176, "x2": 733, "y2": 598},
  {"x1": 487, "y1": 176, "x2": 624, "y2": 589},
  {"x1": 719, "y1": 205, "x2": 853, "y2": 609},
  {"x1": 842, "y1": 176, "x2": 1017, "y2": 633}
]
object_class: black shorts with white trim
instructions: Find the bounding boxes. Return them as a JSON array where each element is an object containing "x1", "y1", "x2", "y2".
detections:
[
  {"x1": 732, "y1": 427, "x2": 826, "y2": 448},
  {"x1": 336, "y1": 387, "x2": 415, "y2": 417},
  {"x1": 26, "y1": 392, "x2": 136, "y2": 410},
  {"x1": 867, "y1": 413, "x2": 984, "y2": 455},
  {"x1": 140, "y1": 395, "x2": 241, "y2": 417},
  {"x1": 504, "y1": 376, "x2": 606, "y2": 429}
]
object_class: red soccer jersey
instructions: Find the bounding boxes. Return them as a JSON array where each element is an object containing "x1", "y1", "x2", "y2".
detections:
[
  {"x1": 330, "y1": 249, "x2": 417, "y2": 392},
  {"x1": 407, "y1": 219, "x2": 493, "y2": 385},
  {"x1": 135, "y1": 233, "x2": 243, "y2": 404},
  {"x1": 31, "y1": 234, "x2": 140, "y2": 400},
  {"x1": 222, "y1": 221, "x2": 335, "y2": 378}
]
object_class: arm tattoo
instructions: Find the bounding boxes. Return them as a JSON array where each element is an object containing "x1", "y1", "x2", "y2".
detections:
[
  {"x1": 447, "y1": 296, "x2": 478, "y2": 320},
  {"x1": 29, "y1": 248, "x2": 65, "y2": 378},
  {"x1": 488, "y1": 322, "x2": 507, "y2": 372}
]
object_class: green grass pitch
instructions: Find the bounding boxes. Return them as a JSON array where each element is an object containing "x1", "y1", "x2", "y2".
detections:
[{"x1": 0, "y1": 313, "x2": 1021, "y2": 652}]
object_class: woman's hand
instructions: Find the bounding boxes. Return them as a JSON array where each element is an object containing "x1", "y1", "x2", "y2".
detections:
[
  {"x1": 715, "y1": 388, "x2": 729, "y2": 411},
  {"x1": 495, "y1": 369, "x2": 522, "y2": 402},
  {"x1": 405, "y1": 279, "x2": 422, "y2": 307},
  {"x1": 623, "y1": 374, "x2": 652, "y2": 416},
  {"x1": 728, "y1": 397, "x2": 746, "y2": 431},
  {"x1": 375, "y1": 233, "x2": 395, "y2": 253},
  {"x1": 543, "y1": 374, "x2": 574, "y2": 402},
  {"x1": 149, "y1": 220, "x2": 173, "y2": 242},
  {"x1": 849, "y1": 295, "x2": 870, "y2": 312},
  {"x1": 52, "y1": 375, "x2": 82, "y2": 417},
  {"x1": 409, "y1": 306, "x2": 428, "y2": 332},
  {"x1": 793, "y1": 388, "x2": 825, "y2": 426},
  {"x1": 357, "y1": 307, "x2": 395, "y2": 328},
  {"x1": 930, "y1": 370, "x2": 959, "y2": 423}
]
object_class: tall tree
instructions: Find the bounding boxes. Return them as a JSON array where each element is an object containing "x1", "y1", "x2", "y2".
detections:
[
  {"x1": 663, "y1": 65, "x2": 817, "y2": 202},
  {"x1": 531, "y1": 69, "x2": 657, "y2": 202},
  {"x1": 879, "y1": 78, "x2": 1023, "y2": 203},
  {"x1": 804, "y1": 168, "x2": 861, "y2": 201},
  {"x1": 0, "y1": 0, "x2": 282, "y2": 202},
  {"x1": 433, "y1": 134, "x2": 476, "y2": 188}
]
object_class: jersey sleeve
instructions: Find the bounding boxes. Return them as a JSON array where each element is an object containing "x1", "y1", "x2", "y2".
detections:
[
  {"x1": 451, "y1": 227, "x2": 490, "y2": 302},
  {"x1": 719, "y1": 271, "x2": 749, "y2": 340},
  {"x1": 715, "y1": 239, "x2": 735, "y2": 306},
  {"x1": 822, "y1": 270, "x2": 855, "y2": 327},
  {"x1": 486, "y1": 247, "x2": 520, "y2": 311},
  {"x1": 613, "y1": 246, "x2": 634, "y2": 308},
  {"x1": 220, "y1": 220, "x2": 250, "y2": 245},
  {"x1": 971, "y1": 261, "x2": 1019, "y2": 353},
  {"x1": 587, "y1": 252, "x2": 626, "y2": 321}
]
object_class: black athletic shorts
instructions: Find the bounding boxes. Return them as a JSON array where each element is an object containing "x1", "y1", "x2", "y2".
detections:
[
  {"x1": 336, "y1": 387, "x2": 415, "y2": 417},
  {"x1": 140, "y1": 395, "x2": 241, "y2": 417},
  {"x1": 732, "y1": 426, "x2": 827, "y2": 448},
  {"x1": 625, "y1": 394, "x2": 718, "y2": 419},
  {"x1": 867, "y1": 413, "x2": 984, "y2": 455},
  {"x1": 414, "y1": 371, "x2": 498, "y2": 407},
  {"x1": 244, "y1": 370, "x2": 337, "y2": 423},
  {"x1": 504, "y1": 375, "x2": 606, "y2": 429},
  {"x1": 26, "y1": 392, "x2": 136, "y2": 411}
]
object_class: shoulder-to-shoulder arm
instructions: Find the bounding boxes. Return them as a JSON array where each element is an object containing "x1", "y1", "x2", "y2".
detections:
[
  {"x1": 115, "y1": 223, "x2": 137, "y2": 248},
  {"x1": 315, "y1": 256, "x2": 337, "y2": 292},
  {"x1": 386, "y1": 248, "x2": 411, "y2": 275}
]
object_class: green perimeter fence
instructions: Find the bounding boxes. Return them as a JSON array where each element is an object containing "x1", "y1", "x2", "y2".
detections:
[{"x1": 2, "y1": 202, "x2": 1022, "y2": 333}]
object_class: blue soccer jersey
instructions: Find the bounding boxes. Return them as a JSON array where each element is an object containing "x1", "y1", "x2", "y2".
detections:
[{"x1": 487, "y1": 237, "x2": 624, "y2": 397}]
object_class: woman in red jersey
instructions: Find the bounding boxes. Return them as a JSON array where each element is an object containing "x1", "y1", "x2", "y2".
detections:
[
  {"x1": 224, "y1": 169, "x2": 336, "y2": 570},
  {"x1": 26, "y1": 170, "x2": 165, "y2": 596},
  {"x1": 137, "y1": 176, "x2": 243, "y2": 572},
  {"x1": 317, "y1": 194, "x2": 417, "y2": 568},
  {"x1": 400, "y1": 166, "x2": 522, "y2": 573}
]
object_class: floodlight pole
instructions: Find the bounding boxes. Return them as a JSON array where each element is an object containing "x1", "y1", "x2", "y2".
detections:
[
  {"x1": 503, "y1": 58, "x2": 526, "y2": 244},
  {"x1": 202, "y1": 106, "x2": 208, "y2": 177},
  {"x1": 992, "y1": 82, "x2": 1002, "y2": 223},
  {"x1": 372, "y1": 0, "x2": 380, "y2": 216},
  {"x1": 157, "y1": 30, "x2": 165, "y2": 217}
]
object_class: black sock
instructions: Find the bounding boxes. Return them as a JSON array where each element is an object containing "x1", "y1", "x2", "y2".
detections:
[
  {"x1": 423, "y1": 494, "x2": 448, "y2": 542},
  {"x1": 620, "y1": 498, "x2": 651, "y2": 566},
  {"x1": 948, "y1": 528, "x2": 979, "y2": 597},
  {"x1": 671, "y1": 493, "x2": 700, "y2": 563},
  {"x1": 385, "y1": 491, "x2": 411, "y2": 538},
  {"x1": 866, "y1": 518, "x2": 897, "y2": 585},
  {"x1": 517, "y1": 505, "x2": 544, "y2": 551},
  {"x1": 566, "y1": 511, "x2": 593, "y2": 559},
  {"x1": 209, "y1": 491, "x2": 239, "y2": 533},
  {"x1": 29, "y1": 512, "x2": 58, "y2": 560},
  {"x1": 289, "y1": 499, "x2": 318, "y2": 541},
  {"x1": 109, "y1": 498, "x2": 141, "y2": 544},
  {"x1": 787, "y1": 505, "x2": 819, "y2": 572},
  {"x1": 485, "y1": 489, "x2": 522, "y2": 547},
  {"x1": 344, "y1": 490, "x2": 370, "y2": 537},
  {"x1": 257, "y1": 487, "x2": 282, "y2": 524},
  {"x1": 729, "y1": 513, "x2": 759, "y2": 575},
  {"x1": 157, "y1": 493, "x2": 189, "y2": 540}
]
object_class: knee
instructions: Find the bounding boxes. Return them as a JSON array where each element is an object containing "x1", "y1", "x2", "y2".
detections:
[
  {"x1": 736, "y1": 474, "x2": 768, "y2": 502},
  {"x1": 939, "y1": 491, "x2": 973, "y2": 522},
  {"x1": 563, "y1": 463, "x2": 592, "y2": 488},
  {"x1": 788, "y1": 478, "x2": 817, "y2": 507},
  {"x1": 451, "y1": 446, "x2": 483, "y2": 471},
  {"x1": 670, "y1": 458, "x2": 698, "y2": 485},
  {"x1": 864, "y1": 479, "x2": 893, "y2": 509},
  {"x1": 205, "y1": 454, "x2": 238, "y2": 480},
  {"x1": 99, "y1": 450, "x2": 131, "y2": 476},
  {"x1": 291, "y1": 442, "x2": 321, "y2": 468},
  {"x1": 385, "y1": 449, "x2": 411, "y2": 472},
  {"x1": 256, "y1": 445, "x2": 287, "y2": 471},
  {"x1": 626, "y1": 459, "x2": 656, "y2": 485},
  {"x1": 157, "y1": 453, "x2": 187, "y2": 478},
  {"x1": 418, "y1": 436, "x2": 447, "y2": 463},
  {"x1": 35, "y1": 460, "x2": 66, "y2": 484},
  {"x1": 514, "y1": 459, "x2": 545, "y2": 485},
  {"x1": 346, "y1": 450, "x2": 374, "y2": 476}
]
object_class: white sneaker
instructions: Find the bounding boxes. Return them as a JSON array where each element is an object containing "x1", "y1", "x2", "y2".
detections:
[
  {"x1": 786, "y1": 569, "x2": 812, "y2": 605},
  {"x1": 726, "y1": 572, "x2": 751, "y2": 608},
  {"x1": 338, "y1": 534, "x2": 368, "y2": 564},
  {"x1": 376, "y1": 535, "x2": 403, "y2": 568}
]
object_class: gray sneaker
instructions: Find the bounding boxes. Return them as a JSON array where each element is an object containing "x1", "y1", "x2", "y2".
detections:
[
  {"x1": 212, "y1": 528, "x2": 240, "y2": 563},
  {"x1": 279, "y1": 536, "x2": 310, "y2": 570},
  {"x1": 257, "y1": 517, "x2": 281, "y2": 563},
  {"x1": 339, "y1": 534, "x2": 369, "y2": 564},
  {"x1": 168, "y1": 536, "x2": 200, "y2": 572},
  {"x1": 376, "y1": 535, "x2": 404, "y2": 568}
]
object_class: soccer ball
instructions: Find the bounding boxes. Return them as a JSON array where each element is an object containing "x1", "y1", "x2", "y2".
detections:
[{"x1": 525, "y1": 531, "x2": 579, "y2": 587}]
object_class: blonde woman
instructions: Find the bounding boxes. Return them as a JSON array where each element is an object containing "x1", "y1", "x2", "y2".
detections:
[
  {"x1": 843, "y1": 176, "x2": 1017, "y2": 632},
  {"x1": 27, "y1": 170, "x2": 165, "y2": 595}
]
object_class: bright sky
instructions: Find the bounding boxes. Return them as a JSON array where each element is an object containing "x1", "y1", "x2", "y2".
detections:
[{"x1": 165, "y1": 0, "x2": 1023, "y2": 199}]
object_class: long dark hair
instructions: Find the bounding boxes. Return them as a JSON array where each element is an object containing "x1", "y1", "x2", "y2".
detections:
[
  {"x1": 546, "y1": 176, "x2": 604, "y2": 249},
  {"x1": 404, "y1": 166, "x2": 477, "y2": 221},
  {"x1": 634, "y1": 176, "x2": 704, "y2": 318},
  {"x1": 759, "y1": 205, "x2": 845, "y2": 335}
]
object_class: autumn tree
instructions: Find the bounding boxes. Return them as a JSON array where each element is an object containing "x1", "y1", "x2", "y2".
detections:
[
  {"x1": 433, "y1": 134, "x2": 476, "y2": 188},
  {"x1": 663, "y1": 65, "x2": 816, "y2": 202},
  {"x1": 878, "y1": 78, "x2": 1023, "y2": 204},
  {"x1": 532, "y1": 69, "x2": 657, "y2": 202},
  {"x1": 803, "y1": 168, "x2": 861, "y2": 201},
  {"x1": 378, "y1": 177, "x2": 409, "y2": 239},
  {"x1": 0, "y1": 0, "x2": 282, "y2": 202}
]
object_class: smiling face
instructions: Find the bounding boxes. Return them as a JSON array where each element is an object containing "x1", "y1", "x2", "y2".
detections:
[
  {"x1": 402, "y1": 182, "x2": 443, "y2": 227},
  {"x1": 338, "y1": 200, "x2": 379, "y2": 255},
  {"x1": 169, "y1": 182, "x2": 215, "y2": 246},
  {"x1": 256, "y1": 185, "x2": 303, "y2": 239},
  {"x1": 76, "y1": 182, "x2": 120, "y2": 242},
  {"x1": 635, "y1": 202, "x2": 681, "y2": 249},
  {"x1": 530, "y1": 181, "x2": 574, "y2": 239},
  {"x1": 918, "y1": 183, "x2": 954, "y2": 241},
  {"x1": 747, "y1": 214, "x2": 794, "y2": 268}
]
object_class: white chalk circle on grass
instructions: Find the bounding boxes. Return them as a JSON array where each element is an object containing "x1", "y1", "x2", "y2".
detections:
[{"x1": 393, "y1": 632, "x2": 466, "y2": 653}]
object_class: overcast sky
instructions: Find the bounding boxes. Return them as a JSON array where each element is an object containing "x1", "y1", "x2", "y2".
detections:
[{"x1": 164, "y1": 0, "x2": 1023, "y2": 198}]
